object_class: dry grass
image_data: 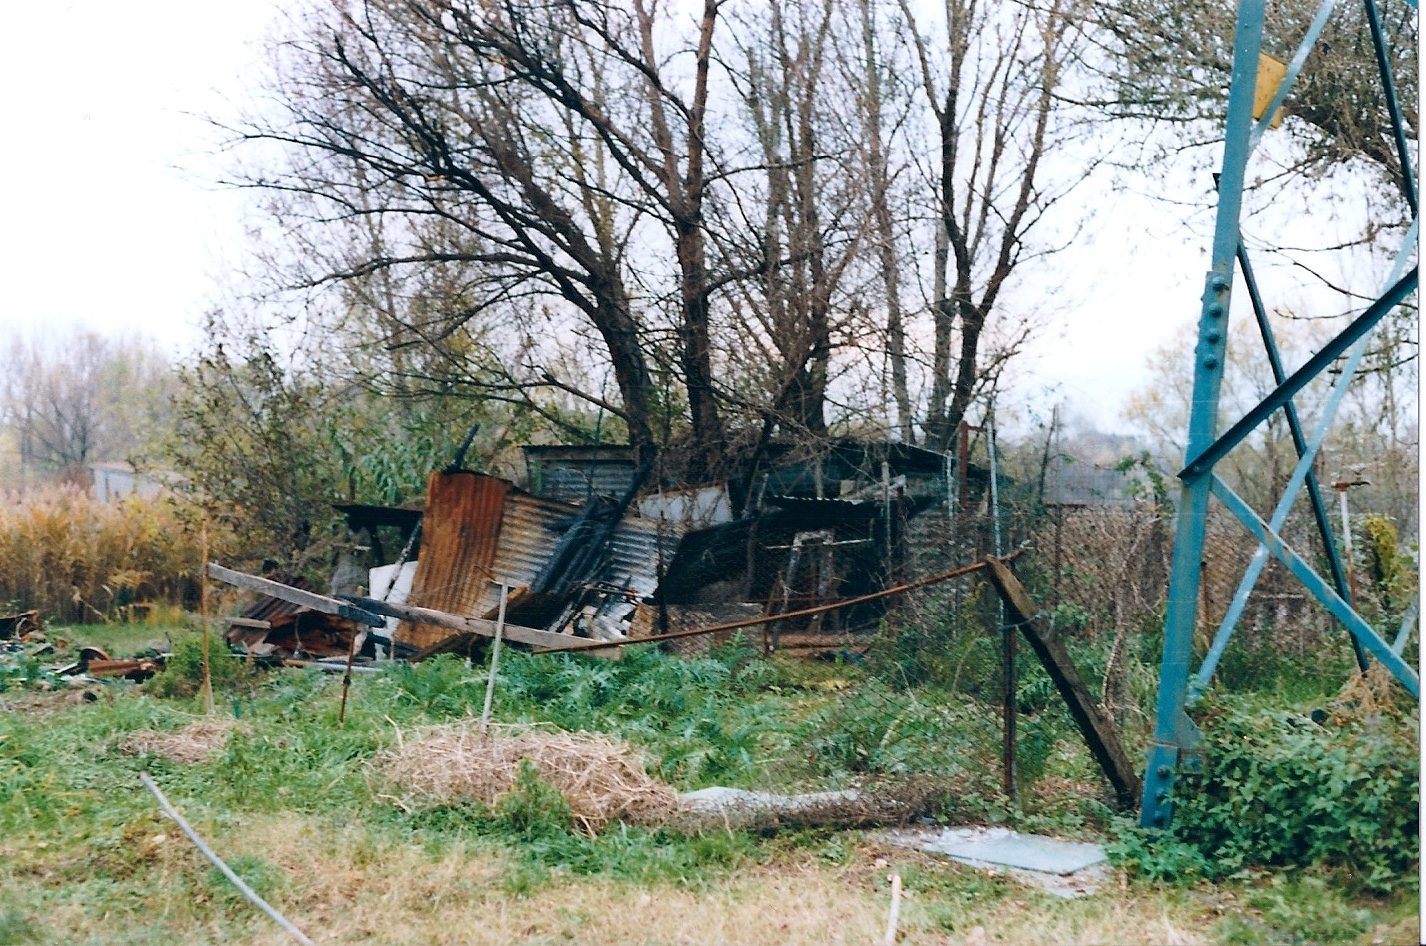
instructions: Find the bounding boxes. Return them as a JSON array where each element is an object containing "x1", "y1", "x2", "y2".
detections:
[
  {"x1": 0, "y1": 484, "x2": 209, "y2": 622},
  {"x1": 376, "y1": 723, "x2": 678, "y2": 832},
  {"x1": 17, "y1": 815, "x2": 1228, "y2": 945},
  {"x1": 119, "y1": 717, "x2": 246, "y2": 765},
  {"x1": 7, "y1": 809, "x2": 1410, "y2": 945}
]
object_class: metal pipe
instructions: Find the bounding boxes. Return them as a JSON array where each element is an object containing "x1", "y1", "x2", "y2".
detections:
[
  {"x1": 1142, "y1": 0, "x2": 1268, "y2": 829},
  {"x1": 139, "y1": 774, "x2": 316, "y2": 946},
  {"x1": 1362, "y1": 0, "x2": 1418, "y2": 212},
  {"x1": 541, "y1": 552, "x2": 1023, "y2": 653},
  {"x1": 1248, "y1": 0, "x2": 1338, "y2": 153},
  {"x1": 1192, "y1": 223, "x2": 1416, "y2": 693},
  {"x1": 1392, "y1": 596, "x2": 1417, "y2": 656},
  {"x1": 1210, "y1": 476, "x2": 1419, "y2": 695},
  {"x1": 988, "y1": 413, "x2": 1016, "y2": 807},
  {"x1": 1182, "y1": 269, "x2": 1419, "y2": 480},
  {"x1": 1191, "y1": 244, "x2": 1369, "y2": 694}
]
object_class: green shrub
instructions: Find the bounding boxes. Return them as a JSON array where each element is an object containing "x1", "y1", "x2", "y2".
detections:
[
  {"x1": 1112, "y1": 692, "x2": 1418, "y2": 893},
  {"x1": 496, "y1": 760, "x2": 572, "y2": 839},
  {"x1": 147, "y1": 634, "x2": 248, "y2": 700}
]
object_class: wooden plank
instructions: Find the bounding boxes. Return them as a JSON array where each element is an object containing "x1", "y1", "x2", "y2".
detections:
[
  {"x1": 983, "y1": 556, "x2": 1143, "y2": 810},
  {"x1": 224, "y1": 617, "x2": 272, "y2": 630},
  {"x1": 206, "y1": 563, "x2": 386, "y2": 627},
  {"x1": 343, "y1": 595, "x2": 616, "y2": 655}
]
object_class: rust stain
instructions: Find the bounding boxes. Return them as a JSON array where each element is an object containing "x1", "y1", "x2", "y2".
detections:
[{"x1": 397, "y1": 472, "x2": 512, "y2": 649}]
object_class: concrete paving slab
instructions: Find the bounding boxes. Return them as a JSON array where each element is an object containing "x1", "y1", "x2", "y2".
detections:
[
  {"x1": 877, "y1": 826, "x2": 1110, "y2": 899},
  {"x1": 884, "y1": 825, "x2": 1105, "y2": 874}
]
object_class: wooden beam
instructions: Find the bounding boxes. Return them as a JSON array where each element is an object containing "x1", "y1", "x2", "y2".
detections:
[
  {"x1": 341, "y1": 595, "x2": 617, "y2": 656},
  {"x1": 983, "y1": 556, "x2": 1143, "y2": 810},
  {"x1": 206, "y1": 563, "x2": 386, "y2": 627}
]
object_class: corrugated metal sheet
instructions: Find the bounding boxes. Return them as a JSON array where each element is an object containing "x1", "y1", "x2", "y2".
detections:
[
  {"x1": 381, "y1": 470, "x2": 691, "y2": 648},
  {"x1": 585, "y1": 516, "x2": 686, "y2": 639},
  {"x1": 489, "y1": 491, "x2": 573, "y2": 597},
  {"x1": 605, "y1": 516, "x2": 685, "y2": 599},
  {"x1": 537, "y1": 463, "x2": 640, "y2": 503},
  {"x1": 397, "y1": 472, "x2": 511, "y2": 649}
]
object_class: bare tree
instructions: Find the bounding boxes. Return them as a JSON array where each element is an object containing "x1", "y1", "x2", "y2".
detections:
[
  {"x1": 897, "y1": 0, "x2": 1093, "y2": 452},
  {"x1": 1089, "y1": 0, "x2": 1417, "y2": 207},
  {"x1": 0, "y1": 330, "x2": 172, "y2": 482},
  {"x1": 851, "y1": 0, "x2": 915, "y2": 442},
  {"x1": 720, "y1": 0, "x2": 871, "y2": 439},
  {"x1": 233, "y1": 0, "x2": 756, "y2": 471}
]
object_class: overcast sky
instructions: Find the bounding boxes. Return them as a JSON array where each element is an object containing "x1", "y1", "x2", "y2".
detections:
[{"x1": 0, "y1": 1, "x2": 1326, "y2": 433}]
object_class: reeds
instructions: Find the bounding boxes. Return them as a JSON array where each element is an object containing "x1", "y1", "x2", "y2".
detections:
[{"x1": 0, "y1": 484, "x2": 205, "y2": 623}]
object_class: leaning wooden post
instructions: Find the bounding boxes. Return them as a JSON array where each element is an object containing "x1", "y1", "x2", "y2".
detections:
[
  {"x1": 983, "y1": 555, "x2": 1142, "y2": 809},
  {"x1": 479, "y1": 583, "x2": 510, "y2": 737},
  {"x1": 199, "y1": 518, "x2": 214, "y2": 716}
]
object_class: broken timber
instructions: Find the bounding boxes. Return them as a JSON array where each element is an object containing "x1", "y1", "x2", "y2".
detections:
[
  {"x1": 205, "y1": 564, "x2": 626, "y2": 660},
  {"x1": 342, "y1": 595, "x2": 619, "y2": 657},
  {"x1": 207, "y1": 564, "x2": 387, "y2": 627},
  {"x1": 982, "y1": 556, "x2": 1143, "y2": 810}
]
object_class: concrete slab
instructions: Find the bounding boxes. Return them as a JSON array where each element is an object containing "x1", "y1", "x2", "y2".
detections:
[
  {"x1": 886, "y1": 825, "x2": 1105, "y2": 874},
  {"x1": 877, "y1": 826, "x2": 1109, "y2": 899}
]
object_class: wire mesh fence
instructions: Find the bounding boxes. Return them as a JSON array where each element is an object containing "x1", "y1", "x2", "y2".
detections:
[{"x1": 784, "y1": 467, "x2": 1409, "y2": 813}]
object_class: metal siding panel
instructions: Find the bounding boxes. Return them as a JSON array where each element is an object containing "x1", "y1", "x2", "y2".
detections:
[
  {"x1": 397, "y1": 473, "x2": 511, "y2": 649},
  {"x1": 485, "y1": 492, "x2": 582, "y2": 612},
  {"x1": 603, "y1": 516, "x2": 686, "y2": 599}
]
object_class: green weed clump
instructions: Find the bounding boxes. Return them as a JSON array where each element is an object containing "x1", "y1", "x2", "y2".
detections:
[
  {"x1": 146, "y1": 634, "x2": 250, "y2": 700},
  {"x1": 1111, "y1": 686, "x2": 1418, "y2": 894}
]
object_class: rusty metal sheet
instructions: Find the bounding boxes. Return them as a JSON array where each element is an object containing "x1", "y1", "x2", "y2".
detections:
[{"x1": 397, "y1": 472, "x2": 512, "y2": 650}]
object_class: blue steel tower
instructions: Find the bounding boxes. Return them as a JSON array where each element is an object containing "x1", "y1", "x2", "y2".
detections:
[{"x1": 1140, "y1": 0, "x2": 1419, "y2": 827}]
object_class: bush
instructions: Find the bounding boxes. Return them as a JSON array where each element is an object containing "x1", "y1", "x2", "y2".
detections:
[
  {"x1": 147, "y1": 634, "x2": 248, "y2": 700},
  {"x1": 1112, "y1": 687, "x2": 1418, "y2": 893}
]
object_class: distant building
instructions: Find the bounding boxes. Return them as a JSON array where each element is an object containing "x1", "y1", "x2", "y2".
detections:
[
  {"x1": 1041, "y1": 460, "x2": 1138, "y2": 507},
  {"x1": 88, "y1": 462, "x2": 176, "y2": 501}
]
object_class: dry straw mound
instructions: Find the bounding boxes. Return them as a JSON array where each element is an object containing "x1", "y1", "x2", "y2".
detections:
[
  {"x1": 120, "y1": 717, "x2": 244, "y2": 764},
  {"x1": 377, "y1": 724, "x2": 677, "y2": 833}
]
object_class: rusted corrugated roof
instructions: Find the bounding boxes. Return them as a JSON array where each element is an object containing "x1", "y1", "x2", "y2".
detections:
[
  {"x1": 398, "y1": 472, "x2": 511, "y2": 650},
  {"x1": 489, "y1": 490, "x2": 572, "y2": 593}
]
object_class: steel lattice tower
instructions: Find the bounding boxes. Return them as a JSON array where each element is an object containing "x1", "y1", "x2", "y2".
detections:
[{"x1": 1141, "y1": 0, "x2": 1419, "y2": 827}]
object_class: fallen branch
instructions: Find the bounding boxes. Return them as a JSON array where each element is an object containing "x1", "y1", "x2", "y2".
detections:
[{"x1": 138, "y1": 773, "x2": 316, "y2": 946}]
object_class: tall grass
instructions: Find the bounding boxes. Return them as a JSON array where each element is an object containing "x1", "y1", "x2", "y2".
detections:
[{"x1": 0, "y1": 485, "x2": 204, "y2": 622}]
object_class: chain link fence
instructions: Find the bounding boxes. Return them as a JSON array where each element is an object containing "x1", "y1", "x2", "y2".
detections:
[{"x1": 786, "y1": 467, "x2": 1400, "y2": 814}]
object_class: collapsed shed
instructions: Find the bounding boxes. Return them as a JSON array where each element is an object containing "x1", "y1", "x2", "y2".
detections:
[{"x1": 226, "y1": 438, "x2": 991, "y2": 661}]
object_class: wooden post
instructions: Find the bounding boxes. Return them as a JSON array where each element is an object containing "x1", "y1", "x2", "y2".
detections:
[
  {"x1": 479, "y1": 583, "x2": 510, "y2": 737},
  {"x1": 200, "y1": 519, "x2": 214, "y2": 716},
  {"x1": 882, "y1": 872, "x2": 902, "y2": 946},
  {"x1": 983, "y1": 556, "x2": 1142, "y2": 809}
]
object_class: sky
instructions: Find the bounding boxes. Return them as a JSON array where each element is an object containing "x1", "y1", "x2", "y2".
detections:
[
  {"x1": 0, "y1": 2, "x2": 1361, "y2": 434},
  {"x1": 0, "y1": 1, "x2": 283, "y2": 354}
]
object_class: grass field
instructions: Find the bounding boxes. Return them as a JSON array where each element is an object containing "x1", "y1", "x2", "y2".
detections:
[{"x1": 0, "y1": 627, "x2": 1417, "y2": 945}]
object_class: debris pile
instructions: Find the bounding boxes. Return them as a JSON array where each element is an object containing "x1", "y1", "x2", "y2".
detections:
[
  {"x1": 376, "y1": 723, "x2": 677, "y2": 832},
  {"x1": 1, "y1": 613, "x2": 167, "y2": 689},
  {"x1": 222, "y1": 438, "x2": 973, "y2": 665}
]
